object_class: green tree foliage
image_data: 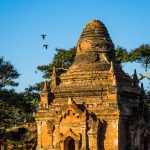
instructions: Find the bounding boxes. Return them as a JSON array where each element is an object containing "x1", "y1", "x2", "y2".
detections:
[
  {"x1": 0, "y1": 89, "x2": 24, "y2": 128},
  {"x1": 0, "y1": 88, "x2": 40, "y2": 142},
  {"x1": 0, "y1": 89, "x2": 25, "y2": 144},
  {"x1": 115, "y1": 46, "x2": 130, "y2": 65},
  {"x1": 0, "y1": 57, "x2": 39, "y2": 143},
  {"x1": 0, "y1": 57, "x2": 22, "y2": 130},
  {"x1": 129, "y1": 44, "x2": 150, "y2": 82},
  {"x1": 0, "y1": 57, "x2": 20, "y2": 89},
  {"x1": 22, "y1": 85, "x2": 41, "y2": 113},
  {"x1": 115, "y1": 44, "x2": 150, "y2": 82},
  {"x1": 130, "y1": 44, "x2": 150, "y2": 72},
  {"x1": 37, "y1": 47, "x2": 76, "y2": 78}
]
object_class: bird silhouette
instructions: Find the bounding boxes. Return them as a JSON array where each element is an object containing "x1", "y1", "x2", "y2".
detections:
[
  {"x1": 41, "y1": 34, "x2": 46, "y2": 40},
  {"x1": 43, "y1": 44, "x2": 48, "y2": 49}
]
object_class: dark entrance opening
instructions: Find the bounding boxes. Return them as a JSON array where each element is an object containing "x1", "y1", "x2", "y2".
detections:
[
  {"x1": 65, "y1": 136, "x2": 75, "y2": 150},
  {"x1": 144, "y1": 137, "x2": 149, "y2": 150}
]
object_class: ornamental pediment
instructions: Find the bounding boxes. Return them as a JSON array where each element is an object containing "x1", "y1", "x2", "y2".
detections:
[
  {"x1": 62, "y1": 98, "x2": 83, "y2": 114},
  {"x1": 55, "y1": 98, "x2": 86, "y2": 124}
]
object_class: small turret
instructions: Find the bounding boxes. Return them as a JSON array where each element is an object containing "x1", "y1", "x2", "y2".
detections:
[
  {"x1": 133, "y1": 69, "x2": 139, "y2": 85},
  {"x1": 39, "y1": 81, "x2": 50, "y2": 108},
  {"x1": 43, "y1": 80, "x2": 48, "y2": 91},
  {"x1": 112, "y1": 74, "x2": 117, "y2": 87}
]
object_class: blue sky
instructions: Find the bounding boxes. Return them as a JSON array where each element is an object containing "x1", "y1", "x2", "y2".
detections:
[{"x1": 0, "y1": 0, "x2": 150, "y2": 92}]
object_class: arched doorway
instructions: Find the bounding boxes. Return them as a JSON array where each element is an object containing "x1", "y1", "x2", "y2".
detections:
[{"x1": 64, "y1": 136, "x2": 75, "y2": 150}]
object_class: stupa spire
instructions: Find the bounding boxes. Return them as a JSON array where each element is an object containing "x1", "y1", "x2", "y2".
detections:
[
  {"x1": 43, "y1": 81, "x2": 48, "y2": 91},
  {"x1": 70, "y1": 20, "x2": 116, "y2": 72}
]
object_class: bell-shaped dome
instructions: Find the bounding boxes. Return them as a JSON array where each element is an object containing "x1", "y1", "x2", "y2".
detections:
[
  {"x1": 76, "y1": 20, "x2": 115, "y2": 53},
  {"x1": 71, "y1": 20, "x2": 116, "y2": 72}
]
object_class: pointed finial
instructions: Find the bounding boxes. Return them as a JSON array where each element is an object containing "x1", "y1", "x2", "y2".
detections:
[
  {"x1": 40, "y1": 80, "x2": 50, "y2": 108},
  {"x1": 43, "y1": 81, "x2": 48, "y2": 91},
  {"x1": 133, "y1": 69, "x2": 139, "y2": 85},
  {"x1": 109, "y1": 61, "x2": 115, "y2": 72},
  {"x1": 140, "y1": 83, "x2": 145, "y2": 94}
]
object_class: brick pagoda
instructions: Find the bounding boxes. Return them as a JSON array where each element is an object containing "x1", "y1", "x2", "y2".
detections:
[{"x1": 36, "y1": 20, "x2": 147, "y2": 150}]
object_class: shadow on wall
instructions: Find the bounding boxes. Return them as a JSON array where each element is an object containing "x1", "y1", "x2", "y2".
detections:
[{"x1": 98, "y1": 120, "x2": 107, "y2": 150}]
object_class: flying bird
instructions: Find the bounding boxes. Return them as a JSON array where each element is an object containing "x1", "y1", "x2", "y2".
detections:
[
  {"x1": 43, "y1": 44, "x2": 48, "y2": 49},
  {"x1": 41, "y1": 34, "x2": 46, "y2": 40}
]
